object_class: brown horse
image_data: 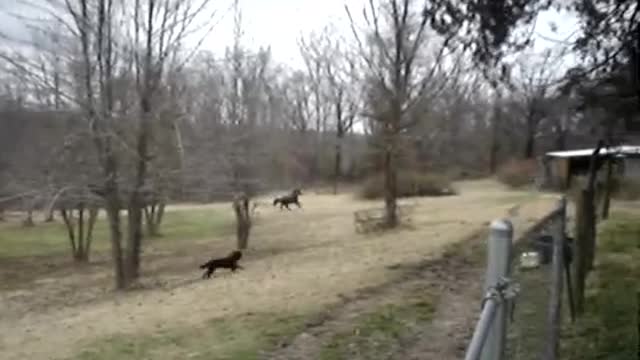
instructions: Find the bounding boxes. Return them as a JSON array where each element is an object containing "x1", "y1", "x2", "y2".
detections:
[{"x1": 273, "y1": 189, "x2": 302, "y2": 210}]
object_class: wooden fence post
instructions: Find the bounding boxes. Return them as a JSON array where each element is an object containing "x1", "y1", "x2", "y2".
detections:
[
  {"x1": 574, "y1": 191, "x2": 587, "y2": 315},
  {"x1": 584, "y1": 187, "x2": 597, "y2": 272},
  {"x1": 544, "y1": 198, "x2": 566, "y2": 359}
]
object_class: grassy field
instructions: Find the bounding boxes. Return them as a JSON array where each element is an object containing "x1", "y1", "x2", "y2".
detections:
[
  {"x1": 505, "y1": 206, "x2": 640, "y2": 360},
  {"x1": 560, "y1": 210, "x2": 640, "y2": 360},
  {"x1": 0, "y1": 180, "x2": 559, "y2": 360},
  {"x1": 0, "y1": 208, "x2": 233, "y2": 258}
]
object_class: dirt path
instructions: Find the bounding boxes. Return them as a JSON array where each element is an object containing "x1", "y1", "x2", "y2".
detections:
[
  {"x1": 263, "y1": 204, "x2": 549, "y2": 360},
  {"x1": 262, "y1": 237, "x2": 483, "y2": 360}
]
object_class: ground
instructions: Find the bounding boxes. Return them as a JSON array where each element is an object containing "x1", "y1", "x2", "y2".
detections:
[
  {"x1": 559, "y1": 209, "x2": 639, "y2": 359},
  {"x1": 0, "y1": 180, "x2": 559, "y2": 360}
]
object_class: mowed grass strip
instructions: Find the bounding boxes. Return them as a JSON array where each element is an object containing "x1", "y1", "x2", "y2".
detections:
[
  {"x1": 319, "y1": 291, "x2": 437, "y2": 360},
  {"x1": 71, "y1": 312, "x2": 309, "y2": 360},
  {"x1": 0, "y1": 208, "x2": 233, "y2": 258}
]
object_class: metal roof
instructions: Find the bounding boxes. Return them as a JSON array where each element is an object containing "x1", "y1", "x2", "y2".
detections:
[{"x1": 546, "y1": 145, "x2": 640, "y2": 158}]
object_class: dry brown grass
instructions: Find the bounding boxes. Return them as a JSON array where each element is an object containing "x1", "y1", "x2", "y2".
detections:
[{"x1": 0, "y1": 180, "x2": 558, "y2": 360}]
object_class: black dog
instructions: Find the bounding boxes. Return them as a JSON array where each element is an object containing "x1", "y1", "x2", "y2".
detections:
[
  {"x1": 273, "y1": 189, "x2": 302, "y2": 210},
  {"x1": 199, "y1": 250, "x2": 243, "y2": 279}
]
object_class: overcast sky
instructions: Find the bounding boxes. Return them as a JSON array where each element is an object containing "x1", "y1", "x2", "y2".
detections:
[{"x1": 0, "y1": 0, "x2": 580, "y2": 71}]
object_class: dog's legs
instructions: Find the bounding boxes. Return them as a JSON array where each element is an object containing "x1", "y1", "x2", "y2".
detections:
[
  {"x1": 232, "y1": 264, "x2": 243, "y2": 272},
  {"x1": 206, "y1": 268, "x2": 215, "y2": 278}
]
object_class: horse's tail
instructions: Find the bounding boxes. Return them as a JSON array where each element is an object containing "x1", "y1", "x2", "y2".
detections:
[{"x1": 273, "y1": 198, "x2": 279, "y2": 206}]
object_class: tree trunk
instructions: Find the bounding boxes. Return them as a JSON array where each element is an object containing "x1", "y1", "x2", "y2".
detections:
[
  {"x1": 489, "y1": 91, "x2": 501, "y2": 173},
  {"x1": 60, "y1": 206, "x2": 98, "y2": 263},
  {"x1": 489, "y1": 133, "x2": 499, "y2": 174},
  {"x1": 524, "y1": 132, "x2": 535, "y2": 159},
  {"x1": 104, "y1": 190, "x2": 126, "y2": 289},
  {"x1": 126, "y1": 202, "x2": 143, "y2": 280},
  {"x1": 77, "y1": 205, "x2": 85, "y2": 260},
  {"x1": 383, "y1": 139, "x2": 398, "y2": 228},
  {"x1": 155, "y1": 202, "x2": 165, "y2": 232},
  {"x1": 23, "y1": 209, "x2": 34, "y2": 227},
  {"x1": 125, "y1": 90, "x2": 152, "y2": 282},
  {"x1": 84, "y1": 207, "x2": 98, "y2": 261},
  {"x1": 144, "y1": 201, "x2": 166, "y2": 237},
  {"x1": 61, "y1": 209, "x2": 78, "y2": 259},
  {"x1": 44, "y1": 208, "x2": 55, "y2": 222},
  {"x1": 233, "y1": 194, "x2": 251, "y2": 250},
  {"x1": 143, "y1": 204, "x2": 154, "y2": 236},
  {"x1": 555, "y1": 128, "x2": 566, "y2": 151},
  {"x1": 333, "y1": 140, "x2": 342, "y2": 195}
]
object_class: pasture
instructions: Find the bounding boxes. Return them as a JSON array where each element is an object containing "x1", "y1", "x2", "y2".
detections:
[{"x1": 0, "y1": 180, "x2": 559, "y2": 360}]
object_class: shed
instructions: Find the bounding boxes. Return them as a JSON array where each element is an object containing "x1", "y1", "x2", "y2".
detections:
[{"x1": 540, "y1": 145, "x2": 640, "y2": 189}]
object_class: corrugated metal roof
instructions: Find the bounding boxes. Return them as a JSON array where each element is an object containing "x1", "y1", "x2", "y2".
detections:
[{"x1": 546, "y1": 145, "x2": 640, "y2": 158}]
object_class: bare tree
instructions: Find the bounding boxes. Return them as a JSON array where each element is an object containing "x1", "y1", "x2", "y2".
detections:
[
  {"x1": 283, "y1": 70, "x2": 313, "y2": 133},
  {"x1": 14, "y1": 0, "x2": 216, "y2": 288},
  {"x1": 511, "y1": 49, "x2": 564, "y2": 159},
  {"x1": 298, "y1": 31, "x2": 334, "y2": 180},
  {"x1": 346, "y1": 0, "x2": 459, "y2": 227},
  {"x1": 299, "y1": 27, "x2": 360, "y2": 193},
  {"x1": 58, "y1": 187, "x2": 101, "y2": 262}
]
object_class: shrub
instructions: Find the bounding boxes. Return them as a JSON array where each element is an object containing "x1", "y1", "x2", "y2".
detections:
[
  {"x1": 358, "y1": 171, "x2": 456, "y2": 200},
  {"x1": 445, "y1": 166, "x2": 488, "y2": 181},
  {"x1": 496, "y1": 158, "x2": 538, "y2": 188}
]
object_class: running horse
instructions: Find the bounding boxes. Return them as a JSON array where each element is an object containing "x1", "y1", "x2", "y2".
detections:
[{"x1": 273, "y1": 189, "x2": 302, "y2": 210}]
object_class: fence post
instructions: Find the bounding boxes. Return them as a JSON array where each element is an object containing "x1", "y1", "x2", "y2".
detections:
[
  {"x1": 583, "y1": 188, "x2": 597, "y2": 272},
  {"x1": 574, "y1": 191, "x2": 587, "y2": 315},
  {"x1": 544, "y1": 197, "x2": 567, "y2": 360},
  {"x1": 479, "y1": 219, "x2": 513, "y2": 360}
]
